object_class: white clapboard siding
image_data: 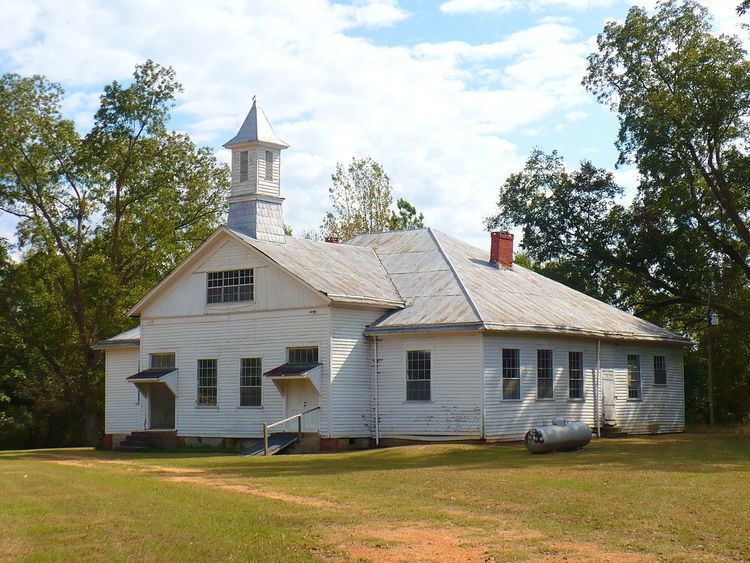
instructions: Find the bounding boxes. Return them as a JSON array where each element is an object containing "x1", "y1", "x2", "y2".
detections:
[
  {"x1": 231, "y1": 148, "x2": 258, "y2": 196},
  {"x1": 256, "y1": 148, "x2": 281, "y2": 197},
  {"x1": 330, "y1": 306, "x2": 386, "y2": 437},
  {"x1": 483, "y1": 334, "x2": 685, "y2": 440},
  {"x1": 141, "y1": 307, "x2": 331, "y2": 438},
  {"x1": 105, "y1": 347, "x2": 145, "y2": 433},
  {"x1": 601, "y1": 341, "x2": 684, "y2": 434},
  {"x1": 375, "y1": 332, "x2": 482, "y2": 438},
  {"x1": 142, "y1": 239, "x2": 328, "y2": 318},
  {"x1": 484, "y1": 334, "x2": 597, "y2": 441}
]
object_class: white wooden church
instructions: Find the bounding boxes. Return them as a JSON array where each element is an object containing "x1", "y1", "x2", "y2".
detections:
[{"x1": 95, "y1": 101, "x2": 687, "y2": 452}]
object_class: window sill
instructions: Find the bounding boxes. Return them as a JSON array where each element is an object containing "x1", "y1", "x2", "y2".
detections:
[
  {"x1": 195, "y1": 405, "x2": 219, "y2": 409},
  {"x1": 535, "y1": 398, "x2": 555, "y2": 402},
  {"x1": 626, "y1": 398, "x2": 642, "y2": 402},
  {"x1": 206, "y1": 300, "x2": 255, "y2": 307},
  {"x1": 403, "y1": 400, "x2": 433, "y2": 404},
  {"x1": 501, "y1": 399, "x2": 522, "y2": 402},
  {"x1": 237, "y1": 406, "x2": 264, "y2": 410},
  {"x1": 567, "y1": 398, "x2": 585, "y2": 403}
]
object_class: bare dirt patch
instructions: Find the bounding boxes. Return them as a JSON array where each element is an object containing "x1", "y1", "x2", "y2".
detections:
[
  {"x1": 163, "y1": 475, "x2": 336, "y2": 508},
  {"x1": 334, "y1": 522, "x2": 489, "y2": 562},
  {"x1": 542, "y1": 541, "x2": 655, "y2": 562}
]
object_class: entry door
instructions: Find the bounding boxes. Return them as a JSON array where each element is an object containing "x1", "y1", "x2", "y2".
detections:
[
  {"x1": 602, "y1": 370, "x2": 616, "y2": 423},
  {"x1": 149, "y1": 383, "x2": 176, "y2": 429},
  {"x1": 284, "y1": 380, "x2": 320, "y2": 432}
]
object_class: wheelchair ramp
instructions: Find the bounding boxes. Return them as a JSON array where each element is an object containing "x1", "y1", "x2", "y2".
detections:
[{"x1": 242, "y1": 432, "x2": 298, "y2": 456}]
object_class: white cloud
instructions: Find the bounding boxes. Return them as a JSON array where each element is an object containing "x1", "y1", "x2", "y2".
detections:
[
  {"x1": 0, "y1": 0, "x2": 597, "y2": 249},
  {"x1": 439, "y1": 0, "x2": 615, "y2": 15}
]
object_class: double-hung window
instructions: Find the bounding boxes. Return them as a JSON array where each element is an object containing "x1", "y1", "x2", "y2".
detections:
[
  {"x1": 288, "y1": 347, "x2": 319, "y2": 365},
  {"x1": 627, "y1": 354, "x2": 642, "y2": 399},
  {"x1": 197, "y1": 359, "x2": 218, "y2": 406},
  {"x1": 406, "y1": 350, "x2": 431, "y2": 401},
  {"x1": 502, "y1": 348, "x2": 520, "y2": 400},
  {"x1": 537, "y1": 349, "x2": 553, "y2": 399},
  {"x1": 568, "y1": 351, "x2": 583, "y2": 400},
  {"x1": 240, "y1": 358, "x2": 262, "y2": 407},
  {"x1": 207, "y1": 269, "x2": 254, "y2": 304},
  {"x1": 150, "y1": 352, "x2": 175, "y2": 369},
  {"x1": 653, "y1": 355, "x2": 667, "y2": 386}
]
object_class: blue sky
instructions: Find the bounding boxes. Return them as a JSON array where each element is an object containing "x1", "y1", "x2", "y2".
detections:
[{"x1": 0, "y1": 0, "x2": 742, "y2": 250}]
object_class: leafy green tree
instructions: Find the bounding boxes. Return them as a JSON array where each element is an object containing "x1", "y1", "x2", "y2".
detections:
[
  {"x1": 389, "y1": 198, "x2": 425, "y2": 231},
  {"x1": 322, "y1": 157, "x2": 425, "y2": 239},
  {"x1": 584, "y1": 0, "x2": 750, "y2": 281},
  {"x1": 0, "y1": 61, "x2": 229, "y2": 446}
]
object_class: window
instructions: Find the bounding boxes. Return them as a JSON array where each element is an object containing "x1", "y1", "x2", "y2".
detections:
[
  {"x1": 239, "y1": 150, "x2": 248, "y2": 182},
  {"x1": 288, "y1": 346, "x2": 319, "y2": 365},
  {"x1": 502, "y1": 348, "x2": 520, "y2": 400},
  {"x1": 568, "y1": 351, "x2": 583, "y2": 400},
  {"x1": 406, "y1": 350, "x2": 431, "y2": 401},
  {"x1": 150, "y1": 352, "x2": 175, "y2": 369},
  {"x1": 537, "y1": 349, "x2": 553, "y2": 399},
  {"x1": 265, "y1": 150, "x2": 273, "y2": 181},
  {"x1": 627, "y1": 354, "x2": 641, "y2": 399},
  {"x1": 240, "y1": 358, "x2": 262, "y2": 407},
  {"x1": 654, "y1": 355, "x2": 667, "y2": 385},
  {"x1": 197, "y1": 359, "x2": 218, "y2": 406},
  {"x1": 207, "y1": 269, "x2": 254, "y2": 304}
]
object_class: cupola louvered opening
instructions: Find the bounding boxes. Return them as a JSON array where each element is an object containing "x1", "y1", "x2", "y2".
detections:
[{"x1": 239, "y1": 150, "x2": 248, "y2": 182}]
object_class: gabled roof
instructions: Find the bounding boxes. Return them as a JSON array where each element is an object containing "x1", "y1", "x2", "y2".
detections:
[
  {"x1": 229, "y1": 229, "x2": 404, "y2": 307},
  {"x1": 348, "y1": 228, "x2": 688, "y2": 344},
  {"x1": 223, "y1": 99, "x2": 289, "y2": 149},
  {"x1": 127, "y1": 227, "x2": 404, "y2": 317}
]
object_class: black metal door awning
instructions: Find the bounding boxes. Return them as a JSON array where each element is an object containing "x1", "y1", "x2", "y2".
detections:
[
  {"x1": 263, "y1": 362, "x2": 321, "y2": 378},
  {"x1": 127, "y1": 367, "x2": 177, "y2": 383}
]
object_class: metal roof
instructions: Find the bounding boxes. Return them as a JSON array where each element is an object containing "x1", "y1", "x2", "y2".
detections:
[
  {"x1": 92, "y1": 326, "x2": 141, "y2": 349},
  {"x1": 223, "y1": 99, "x2": 289, "y2": 149},
  {"x1": 230, "y1": 229, "x2": 404, "y2": 308},
  {"x1": 349, "y1": 228, "x2": 687, "y2": 344}
]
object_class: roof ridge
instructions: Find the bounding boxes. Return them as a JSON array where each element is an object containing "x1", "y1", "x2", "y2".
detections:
[{"x1": 427, "y1": 227, "x2": 483, "y2": 324}]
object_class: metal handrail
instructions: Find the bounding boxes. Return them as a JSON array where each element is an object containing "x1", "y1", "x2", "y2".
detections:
[{"x1": 262, "y1": 406, "x2": 321, "y2": 456}]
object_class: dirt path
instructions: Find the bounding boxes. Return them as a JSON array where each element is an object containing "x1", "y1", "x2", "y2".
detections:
[{"x1": 37, "y1": 454, "x2": 655, "y2": 562}]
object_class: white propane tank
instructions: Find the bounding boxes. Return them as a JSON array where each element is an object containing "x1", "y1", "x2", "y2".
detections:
[{"x1": 524, "y1": 421, "x2": 592, "y2": 454}]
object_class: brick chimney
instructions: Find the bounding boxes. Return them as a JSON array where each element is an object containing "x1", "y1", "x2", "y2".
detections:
[
  {"x1": 490, "y1": 231, "x2": 513, "y2": 269},
  {"x1": 325, "y1": 236, "x2": 340, "y2": 244}
]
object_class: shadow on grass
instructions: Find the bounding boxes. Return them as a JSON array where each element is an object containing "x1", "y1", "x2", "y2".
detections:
[
  {"x1": 4, "y1": 433, "x2": 748, "y2": 479},
  {"x1": 0, "y1": 434, "x2": 750, "y2": 477}
]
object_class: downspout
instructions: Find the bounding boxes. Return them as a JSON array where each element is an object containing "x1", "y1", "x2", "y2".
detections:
[
  {"x1": 374, "y1": 336, "x2": 380, "y2": 447},
  {"x1": 596, "y1": 339, "x2": 601, "y2": 438}
]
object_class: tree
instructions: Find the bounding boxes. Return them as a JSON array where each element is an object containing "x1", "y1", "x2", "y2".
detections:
[
  {"x1": 322, "y1": 157, "x2": 425, "y2": 239},
  {"x1": 0, "y1": 61, "x2": 229, "y2": 446},
  {"x1": 584, "y1": 0, "x2": 750, "y2": 282},
  {"x1": 389, "y1": 198, "x2": 425, "y2": 231}
]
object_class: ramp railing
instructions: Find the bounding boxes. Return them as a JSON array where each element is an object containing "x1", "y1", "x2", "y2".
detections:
[{"x1": 262, "y1": 406, "x2": 321, "y2": 456}]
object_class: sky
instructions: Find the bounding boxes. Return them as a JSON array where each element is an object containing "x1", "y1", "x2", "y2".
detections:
[{"x1": 0, "y1": 0, "x2": 745, "y2": 251}]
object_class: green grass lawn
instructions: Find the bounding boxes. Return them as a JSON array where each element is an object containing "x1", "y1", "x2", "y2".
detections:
[{"x1": 1, "y1": 433, "x2": 749, "y2": 561}]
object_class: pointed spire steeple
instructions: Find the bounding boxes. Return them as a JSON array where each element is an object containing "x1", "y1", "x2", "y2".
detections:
[{"x1": 223, "y1": 98, "x2": 289, "y2": 149}]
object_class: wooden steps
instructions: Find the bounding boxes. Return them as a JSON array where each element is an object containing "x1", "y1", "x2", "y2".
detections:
[{"x1": 115, "y1": 430, "x2": 178, "y2": 452}]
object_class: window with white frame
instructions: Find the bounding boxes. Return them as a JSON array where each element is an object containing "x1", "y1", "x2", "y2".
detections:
[
  {"x1": 287, "y1": 346, "x2": 319, "y2": 365},
  {"x1": 537, "y1": 349, "x2": 553, "y2": 399},
  {"x1": 240, "y1": 358, "x2": 262, "y2": 407},
  {"x1": 197, "y1": 359, "x2": 218, "y2": 406},
  {"x1": 265, "y1": 150, "x2": 274, "y2": 181},
  {"x1": 207, "y1": 269, "x2": 254, "y2": 304},
  {"x1": 653, "y1": 355, "x2": 667, "y2": 385},
  {"x1": 150, "y1": 352, "x2": 175, "y2": 369},
  {"x1": 627, "y1": 354, "x2": 641, "y2": 399},
  {"x1": 239, "y1": 150, "x2": 248, "y2": 182},
  {"x1": 568, "y1": 351, "x2": 584, "y2": 400},
  {"x1": 406, "y1": 350, "x2": 431, "y2": 401},
  {"x1": 502, "y1": 348, "x2": 520, "y2": 400}
]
